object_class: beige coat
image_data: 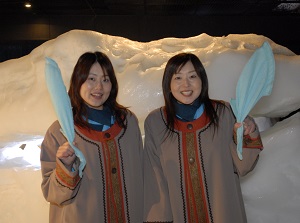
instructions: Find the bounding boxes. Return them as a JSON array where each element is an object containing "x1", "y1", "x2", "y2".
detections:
[
  {"x1": 143, "y1": 102, "x2": 262, "y2": 223},
  {"x1": 41, "y1": 113, "x2": 143, "y2": 223}
]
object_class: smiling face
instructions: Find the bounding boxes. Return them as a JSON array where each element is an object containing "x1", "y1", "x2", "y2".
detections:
[
  {"x1": 80, "y1": 62, "x2": 112, "y2": 110},
  {"x1": 170, "y1": 61, "x2": 202, "y2": 105}
]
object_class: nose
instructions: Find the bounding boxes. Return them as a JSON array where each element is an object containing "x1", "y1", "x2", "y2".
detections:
[
  {"x1": 183, "y1": 77, "x2": 190, "y2": 87},
  {"x1": 94, "y1": 80, "x2": 103, "y2": 89}
]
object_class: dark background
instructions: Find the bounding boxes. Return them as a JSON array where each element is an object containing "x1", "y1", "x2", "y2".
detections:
[{"x1": 1, "y1": 0, "x2": 299, "y2": 62}]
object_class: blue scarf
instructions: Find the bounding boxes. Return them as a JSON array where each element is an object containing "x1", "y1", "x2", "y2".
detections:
[
  {"x1": 173, "y1": 98, "x2": 204, "y2": 122},
  {"x1": 84, "y1": 105, "x2": 115, "y2": 131}
]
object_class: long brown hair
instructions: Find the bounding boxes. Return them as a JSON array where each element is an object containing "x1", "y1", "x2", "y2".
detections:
[
  {"x1": 68, "y1": 51, "x2": 129, "y2": 129},
  {"x1": 162, "y1": 53, "x2": 223, "y2": 134}
]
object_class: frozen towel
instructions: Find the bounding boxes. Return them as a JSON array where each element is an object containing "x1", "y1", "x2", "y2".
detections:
[
  {"x1": 45, "y1": 57, "x2": 86, "y2": 177},
  {"x1": 230, "y1": 41, "x2": 275, "y2": 160}
]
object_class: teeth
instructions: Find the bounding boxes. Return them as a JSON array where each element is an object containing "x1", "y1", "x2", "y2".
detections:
[
  {"x1": 92, "y1": 93, "x2": 102, "y2": 96},
  {"x1": 181, "y1": 91, "x2": 192, "y2": 96}
]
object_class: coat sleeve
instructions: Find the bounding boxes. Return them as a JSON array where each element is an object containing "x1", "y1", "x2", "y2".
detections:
[
  {"x1": 143, "y1": 113, "x2": 173, "y2": 222},
  {"x1": 226, "y1": 106, "x2": 263, "y2": 177},
  {"x1": 40, "y1": 121, "x2": 81, "y2": 206}
]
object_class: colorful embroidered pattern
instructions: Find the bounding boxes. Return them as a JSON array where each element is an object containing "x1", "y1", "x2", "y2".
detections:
[
  {"x1": 55, "y1": 161, "x2": 80, "y2": 189},
  {"x1": 233, "y1": 131, "x2": 263, "y2": 149},
  {"x1": 183, "y1": 132, "x2": 209, "y2": 223},
  {"x1": 103, "y1": 139, "x2": 125, "y2": 222}
]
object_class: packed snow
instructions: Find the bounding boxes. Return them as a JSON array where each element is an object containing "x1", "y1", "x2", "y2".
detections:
[{"x1": 0, "y1": 30, "x2": 299, "y2": 222}]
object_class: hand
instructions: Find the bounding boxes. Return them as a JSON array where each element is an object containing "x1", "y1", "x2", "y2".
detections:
[
  {"x1": 234, "y1": 116, "x2": 257, "y2": 136},
  {"x1": 56, "y1": 141, "x2": 76, "y2": 168}
]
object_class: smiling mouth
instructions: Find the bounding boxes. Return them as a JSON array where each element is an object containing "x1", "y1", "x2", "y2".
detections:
[
  {"x1": 181, "y1": 90, "x2": 192, "y2": 96},
  {"x1": 91, "y1": 93, "x2": 103, "y2": 97}
]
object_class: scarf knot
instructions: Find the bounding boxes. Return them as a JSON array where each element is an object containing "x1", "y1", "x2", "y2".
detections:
[
  {"x1": 173, "y1": 98, "x2": 204, "y2": 122},
  {"x1": 84, "y1": 105, "x2": 115, "y2": 131}
]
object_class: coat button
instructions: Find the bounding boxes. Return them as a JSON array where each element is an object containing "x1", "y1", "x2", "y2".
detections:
[
  {"x1": 187, "y1": 124, "x2": 193, "y2": 130},
  {"x1": 189, "y1": 157, "x2": 195, "y2": 164},
  {"x1": 104, "y1": 133, "x2": 110, "y2": 138},
  {"x1": 112, "y1": 167, "x2": 117, "y2": 174}
]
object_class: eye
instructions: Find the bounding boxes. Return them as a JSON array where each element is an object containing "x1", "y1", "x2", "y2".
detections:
[
  {"x1": 189, "y1": 72, "x2": 198, "y2": 79},
  {"x1": 103, "y1": 76, "x2": 110, "y2": 82},
  {"x1": 173, "y1": 75, "x2": 181, "y2": 80},
  {"x1": 88, "y1": 76, "x2": 95, "y2": 81}
]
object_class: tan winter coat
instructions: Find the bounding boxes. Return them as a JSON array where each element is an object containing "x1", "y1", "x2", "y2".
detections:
[
  {"x1": 143, "y1": 102, "x2": 262, "y2": 223},
  {"x1": 41, "y1": 113, "x2": 143, "y2": 223}
]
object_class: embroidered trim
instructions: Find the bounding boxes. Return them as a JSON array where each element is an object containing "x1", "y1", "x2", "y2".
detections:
[
  {"x1": 117, "y1": 119, "x2": 131, "y2": 223},
  {"x1": 198, "y1": 123, "x2": 214, "y2": 222},
  {"x1": 75, "y1": 129, "x2": 107, "y2": 222},
  {"x1": 55, "y1": 162, "x2": 80, "y2": 189},
  {"x1": 243, "y1": 134, "x2": 263, "y2": 148},
  {"x1": 75, "y1": 118, "x2": 130, "y2": 223},
  {"x1": 104, "y1": 139, "x2": 125, "y2": 222},
  {"x1": 144, "y1": 221, "x2": 173, "y2": 223},
  {"x1": 160, "y1": 108, "x2": 187, "y2": 223},
  {"x1": 183, "y1": 132, "x2": 209, "y2": 223},
  {"x1": 233, "y1": 131, "x2": 264, "y2": 149}
]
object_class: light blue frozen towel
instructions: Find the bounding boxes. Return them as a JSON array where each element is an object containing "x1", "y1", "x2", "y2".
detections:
[
  {"x1": 230, "y1": 42, "x2": 275, "y2": 160},
  {"x1": 45, "y1": 57, "x2": 86, "y2": 177}
]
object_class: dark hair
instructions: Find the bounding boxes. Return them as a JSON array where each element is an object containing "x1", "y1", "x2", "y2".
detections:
[
  {"x1": 162, "y1": 53, "x2": 223, "y2": 133},
  {"x1": 68, "y1": 51, "x2": 129, "y2": 129}
]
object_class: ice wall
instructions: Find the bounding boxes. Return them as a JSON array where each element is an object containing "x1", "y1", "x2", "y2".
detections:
[{"x1": 0, "y1": 30, "x2": 299, "y2": 223}]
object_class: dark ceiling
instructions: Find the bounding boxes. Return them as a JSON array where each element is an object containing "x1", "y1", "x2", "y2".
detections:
[
  {"x1": 0, "y1": 0, "x2": 299, "y2": 61},
  {"x1": 1, "y1": 0, "x2": 300, "y2": 17}
]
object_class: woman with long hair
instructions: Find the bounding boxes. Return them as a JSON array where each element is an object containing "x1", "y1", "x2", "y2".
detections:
[
  {"x1": 41, "y1": 52, "x2": 143, "y2": 222},
  {"x1": 143, "y1": 53, "x2": 263, "y2": 223}
]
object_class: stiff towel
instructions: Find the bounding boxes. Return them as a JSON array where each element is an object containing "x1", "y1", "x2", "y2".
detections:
[
  {"x1": 45, "y1": 57, "x2": 86, "y2": 177},
  {"x1": 230, "y1": 41, "x2": 275, "y2": 160}
]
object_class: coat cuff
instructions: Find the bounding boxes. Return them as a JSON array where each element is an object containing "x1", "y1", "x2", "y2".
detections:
[
  {"x1": 233, "y1": 128, "x2": 263, "y2": 149},
  {"x1": 55, "y1": 158, "x2": 80, "y2": 189},
  {"x1": 243, "y1": 134, "x2": 263, "y2": 149}
]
